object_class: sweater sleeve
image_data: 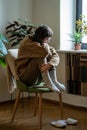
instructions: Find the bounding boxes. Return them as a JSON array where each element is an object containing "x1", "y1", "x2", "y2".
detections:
[
  {"x1": 17, "y1": 37, "x2": 48, "y2": 59},
  {"x1": 48, "y1": 46, "x2": 60, "y2": 66}
]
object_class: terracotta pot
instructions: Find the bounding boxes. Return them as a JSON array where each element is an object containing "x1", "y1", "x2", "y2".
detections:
[{"x1": 74, "y1": 44, "x2": 81, "y2": 50}]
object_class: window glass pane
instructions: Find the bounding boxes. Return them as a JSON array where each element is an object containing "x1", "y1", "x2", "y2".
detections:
[
  {"x1": 82, "y1": 0, "x2": 87, "y2": 43},
  {"x1": 82, "y1": 0, "x2": 87, "y2": 21}
]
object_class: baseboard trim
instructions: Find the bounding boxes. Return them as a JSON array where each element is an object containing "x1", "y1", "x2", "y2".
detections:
[
  {"x1": 0, "y1": 96, "x2": 87, "y2": 110},
  {"x1": 43, "y1": 97, "x2": 87, "y2": 110}
]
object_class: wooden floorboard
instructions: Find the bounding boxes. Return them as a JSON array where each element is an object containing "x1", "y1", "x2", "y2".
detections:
[{"x1": 0, "y1": 97, "x2": 87, "y2": 130}]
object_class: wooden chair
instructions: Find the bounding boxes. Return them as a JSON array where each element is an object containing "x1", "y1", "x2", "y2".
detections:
[{"x1": 6, "y1": 49, "x2": 63, "y2": 129}]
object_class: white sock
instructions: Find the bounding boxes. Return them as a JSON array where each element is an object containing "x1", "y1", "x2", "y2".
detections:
[{"x1": 41, "y1": 72, "x2": 60, "y2": 93}]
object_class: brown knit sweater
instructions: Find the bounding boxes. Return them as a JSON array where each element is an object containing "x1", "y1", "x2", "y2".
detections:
[{"x1": 15, "y1": 36, "x2": 60, "y2": 77}]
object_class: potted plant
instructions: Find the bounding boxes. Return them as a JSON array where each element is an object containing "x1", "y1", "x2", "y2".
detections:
[
  {"x1": 0, "y1": 20, "x2": 38, "y2": 68},
  {"x1": 0, "y1": 34, "x2": 9, "y2": 67},
  {"x1": 5, "y1": 19, "x2": 38, "y2": 47},
  {"x1": 69, "y1": 15, "x2": 87, "y2": 50},
  {"x1": 69, "y1": 31, "x2": 83, "y2": 50}
]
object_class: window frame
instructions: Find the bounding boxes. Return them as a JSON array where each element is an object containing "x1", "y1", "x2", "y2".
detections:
[{"x1": 76, "y1": 0, "x2": 82, "y2": 20}]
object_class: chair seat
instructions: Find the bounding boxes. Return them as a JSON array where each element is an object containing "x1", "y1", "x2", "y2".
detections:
[{"x1": 16, "y1": 80, "x2": 52, "y2": 93}]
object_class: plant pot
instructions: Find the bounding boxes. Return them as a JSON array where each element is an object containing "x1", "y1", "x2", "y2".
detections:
[{"x1": 74, "y1": 44, "x2": 82, "y2": 50}]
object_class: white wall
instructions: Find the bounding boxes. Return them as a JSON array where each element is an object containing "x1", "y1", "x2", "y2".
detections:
[
  {"x1": 0, "y1": 0, "x2": 33, "y2": 33},
  {"x1": 33, "y1": 0, "x2": 60, "y2": 49},
  {"x1": 0, "y1": 0, "x2": 33, "y2": 102}
]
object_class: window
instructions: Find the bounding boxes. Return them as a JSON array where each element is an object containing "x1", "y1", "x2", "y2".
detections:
[
  {"x1": 76, "y1": 0, "x2": 82, "y2": 20},
  {"x1": 82, "y1": 0, "x2": 87, "y2": 43},
  {"x1": 82, "y1": 0, "x2": 87, "y2": 21},
  {"x1": 76, "y1": 0, "x2": 87, "y2": 43}
]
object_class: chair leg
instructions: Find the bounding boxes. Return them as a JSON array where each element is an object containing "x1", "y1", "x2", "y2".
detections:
[
  {"x1": 11, "y1": 90, "x2": 20, "y2": 122},
  {"x1": 59, "y1": 93, "x2": 63, "y2": 119},
  {"x1": 21, "y1": 92, "x2": 24, "y2": 108},
  {"x1": 34, "y1": 93, "x2": 38, "y2": 116},
  {"x1": 38, "y1": 93, "x2": 42, "y2": 129}
]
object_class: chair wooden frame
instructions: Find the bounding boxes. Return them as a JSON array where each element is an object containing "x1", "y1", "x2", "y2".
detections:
[{"x1": 11, "y1": 80, "x2": 63, "y2": 129}]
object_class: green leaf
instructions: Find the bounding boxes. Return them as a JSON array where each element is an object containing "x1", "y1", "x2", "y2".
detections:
[
  {"x1": 68, "y1": 31, "x2": 83, "y2": 43},
  {"x1": 0, "y1": 51, "x2": 5, "y2": 57},
  {"x1": 0, "y1": 39, "x2": 8, "y2": 56},
  {"x1": 0, "y1": 58, "x2": 7, "y2": 68},
  {"x1": 0, "y1": 34, "x2": 9, "y2": 43}
]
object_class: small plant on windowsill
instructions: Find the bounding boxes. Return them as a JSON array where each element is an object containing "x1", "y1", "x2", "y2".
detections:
[{"x1": 69, "y1": 15, "x2": 87, "y2": 50}]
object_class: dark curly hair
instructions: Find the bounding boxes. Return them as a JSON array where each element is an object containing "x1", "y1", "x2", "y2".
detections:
[{"x1": 30, "y1": 24, "x2": 53, "y2": 44}]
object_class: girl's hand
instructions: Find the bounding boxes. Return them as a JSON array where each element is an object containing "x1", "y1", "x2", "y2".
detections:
[{"x1": 41, "y1": 63, "x2": 52, "y2": 72}]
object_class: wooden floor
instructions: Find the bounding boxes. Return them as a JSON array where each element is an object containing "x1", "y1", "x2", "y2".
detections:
[{"x1": 0, "y1": 97, "x2": 87, "y2": 130}]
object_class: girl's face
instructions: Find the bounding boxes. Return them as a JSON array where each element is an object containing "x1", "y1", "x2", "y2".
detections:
[{"x1": 42, "y1": 37, "x2": 51, "y2": 44}]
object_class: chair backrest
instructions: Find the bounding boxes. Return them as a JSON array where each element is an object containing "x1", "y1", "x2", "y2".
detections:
[
  {"x1": 6, "y1": 49, "x2": 47, "y2": 93},
  {"x1": 6, "y1": 49, "x2": 20, "y2": 93},
  {"x1": 6, "y1": 49, "x2": 19, "y2": 80}
]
